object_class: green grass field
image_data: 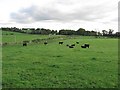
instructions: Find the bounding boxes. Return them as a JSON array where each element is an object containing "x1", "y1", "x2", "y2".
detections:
[
  {"x1": 2, "y1": 31, "x2": 63, "y2": 43},
  {"x1": 2, "y1": 31, "x2": 118, "y2": 88}
]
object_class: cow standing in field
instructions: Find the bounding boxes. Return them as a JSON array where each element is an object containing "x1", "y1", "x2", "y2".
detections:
[
  {"x1": 81, "y1": 44, "x2": 90, "y2": 48},
  {"x1": 76, "y1": 42, "x2": 79, "y2": 44},
  {"x1": 59, "y1": 41, "x2": 63, "y2": 45},
  {"x1": 23, "y1": 43, "x2": 27, "y2": 46},
  {"x1": 44, "y1": 41, "x2": 48, "y2": 45},
  {"x1": 71, "y1": 44, "x2": 75, "y2": 46},
  {"x1": 66, "y1": 44, "x2": 69, "y2": 46},
  {"x1": 22, "y1": 41, "x2": 29, "y2": 46},
  {"x1": 81, "y1": 45, "x2": 86, "y2": 48},
  {"x1": 84, "y1": 44, "x2": 89, "y2": 48},
  {"x1": 69, "y1": 45, "x2": 74, "y2": 48}
]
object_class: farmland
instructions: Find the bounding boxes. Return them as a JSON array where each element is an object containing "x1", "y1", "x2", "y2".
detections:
[
  {"x1": 2, "y1": 31, "x2": 118, "y2": 88},
  {"x1": 2, "y1": 31, "x2": 62, "y2": 43}
]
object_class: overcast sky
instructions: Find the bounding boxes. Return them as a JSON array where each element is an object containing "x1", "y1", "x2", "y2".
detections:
[{"x1": 0, "y1": 0, "x2": 119, "y2": 32}]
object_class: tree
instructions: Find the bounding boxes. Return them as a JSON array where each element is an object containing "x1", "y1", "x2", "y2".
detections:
[
  {"x1": 90, "y1": 31, "x2": 97, "y2": 36},
  {"x1": 115, "y1": 32, "x2": 120, "y2": 37},
  {"x1": 97, "y1": 32, "x2": 102, "y2": 36},
  {"x1": 84, "y1": 31, "x2": 91, "y2": 36},
  {"x1": 102, "y1": 30, "x2": 108, "y2": 36},
  {"x1": 59, "y1": 29, "x2": 75, "y2": 35},
  {"x1": 76, "y1": 28, "x2": 86, "y2": 35},
  {"x1": 51, "y1": 30, "x2": 57, "y2": 35},
  {"x1": 108, "y1": 29, "x2": 114, "y2": 36}
]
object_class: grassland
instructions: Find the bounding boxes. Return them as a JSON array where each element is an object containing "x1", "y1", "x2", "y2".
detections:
[
  {"x1": 2, "y1": 30, "x2": 118, "y2": 88},
  {"x1": 2, "y1": 31, "x2": 63, "y2": 43}
]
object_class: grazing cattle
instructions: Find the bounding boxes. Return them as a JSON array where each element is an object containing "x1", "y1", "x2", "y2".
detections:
[
  {"x1": 84, "y1": 44, "x2": 89, "y2": 48},
  {"x1": 66, "y1": 44, "x2": 69, "y2": 46},
  {"x1": 44, "y1": 41, "x2": 48, "y2": 45},
  {"x1": 71, "y1": 44, "x2": 75, "y2": 46},
  {"x1": 81, "y1": 45, "x2": 86, "y2": 48},
  {"x1": 69, "y1": 46, "x2": 74, "y2": 48},
  {"x1": 76, "y1": 42, "x2": 79, "y2": 44},
  {"x1": 59, "y1": 41, "x2": 63, "y2": 45},
  {"x1": 23, "y1": 43, "x2": 27, "y2": 46}
]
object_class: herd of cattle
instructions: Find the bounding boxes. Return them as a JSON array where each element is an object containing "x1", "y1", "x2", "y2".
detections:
[{"x1": 23, "y1": 41, "x2": 90, "y2": 48}]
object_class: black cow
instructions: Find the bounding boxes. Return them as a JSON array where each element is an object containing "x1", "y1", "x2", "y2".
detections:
[
  {"x1": 69, "y1": 46, "x2": 74, "y2": 48},
  {"x1": 84, "y1": 44, "x2": 89, "y2": 48},
  {"x1": 81, "y1": 45, "x2": 86, "y2": 48},
  {"x1": 44, "y1": 41, "x2": 48, "y2": 45},
  {"x1": 76, "y1": 42, "x2": 79, "y2": 44},
  {"x1": 66, "y1": 44, "x2": 69, "y2": 46},
  {"x1": 23, "y1": 43, "x2": 27, "y2": 46},
  {"x1": 71, "y1": 44, "x2": 75, "y2": 46},
  {"x1": 59, "y1": 41, "x2": 63, "y2": 44}
]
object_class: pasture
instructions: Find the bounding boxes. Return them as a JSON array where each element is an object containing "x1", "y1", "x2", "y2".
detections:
[
  {"x1": 2, "y1": 31, "x2": 63, "y2": 43},
  {"x1": 2, "y1": 31, "x2": 118, "y2": 88}
]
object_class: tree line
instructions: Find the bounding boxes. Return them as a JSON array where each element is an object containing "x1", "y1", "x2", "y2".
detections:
[{"x1": 1, "y1": 27, "x2": 120, "y2": 37}]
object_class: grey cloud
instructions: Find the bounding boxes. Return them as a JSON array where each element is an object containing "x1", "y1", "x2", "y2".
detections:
[
  {"x1": 10, "y1": 3, "x2": 115, "y2": 23},
  {"x1": 10, "y1": 5, "x2": 63, "y2": 23}
]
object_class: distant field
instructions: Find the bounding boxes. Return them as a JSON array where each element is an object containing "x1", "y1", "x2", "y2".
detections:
[
  {"x1": 2, "y1": 31, "x2": 62, "y2": 43},
  {"x1": 2, "y1": 31, "x2": 118, "y2": 88}
]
